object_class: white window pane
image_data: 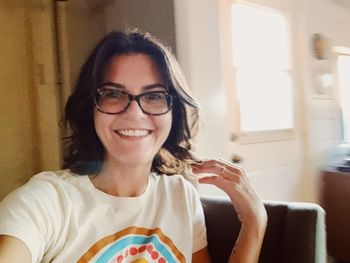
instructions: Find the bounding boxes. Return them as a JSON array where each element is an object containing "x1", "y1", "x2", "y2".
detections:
[
  {"x1": 236, "y1": 69, "x2": 294, "y2": 132},
  {"x1": 231, "y1": 3, "x2": 289, "y2": 69},
  {"x1": 338, "y1": 55, "x2": 350, "y2": 142}
]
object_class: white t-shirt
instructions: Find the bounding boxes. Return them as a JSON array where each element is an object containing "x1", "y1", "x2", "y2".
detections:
[{"x1": 0, "y1": 170, "x2": 207, "y2": 263}]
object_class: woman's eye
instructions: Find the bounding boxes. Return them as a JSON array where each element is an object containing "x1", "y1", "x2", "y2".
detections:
[
  {"x1": 105, "y1": 90, "x2": 124, "y2": 99},
  {"x1": 145, "y1": 92, "x2": 164, "y2": 101}
]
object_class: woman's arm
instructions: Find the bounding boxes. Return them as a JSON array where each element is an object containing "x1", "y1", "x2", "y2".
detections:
[
  {"x1": 227, "y1": 219, "x2": 266, "y2": 263},
  {"x1": 192, "y1": 159, "x2": 267, "y2": 263},
  {"x1": 192, "y1": 247, "x2": 212, "y2": 263},
  {"x1": 0, "y1": 235, "x2": 32, "y2": 263}
]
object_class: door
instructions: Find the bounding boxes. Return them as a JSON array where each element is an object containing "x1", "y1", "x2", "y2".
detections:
[
  {"x1": 219, "y1": 0, "x2": 306, "y2": 201},
  {"x1": 174, "y1": 0, "x2": 308, "y2": 202}
]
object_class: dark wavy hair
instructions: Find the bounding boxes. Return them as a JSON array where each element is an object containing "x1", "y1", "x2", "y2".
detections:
[{"x1": 63, "y1": 30, "x2": 200, "y2": 175}]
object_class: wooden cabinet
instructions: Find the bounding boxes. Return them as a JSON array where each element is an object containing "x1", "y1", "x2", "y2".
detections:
[{"x1": 321, "y1": 169, "x2": 350, "y2": 262}]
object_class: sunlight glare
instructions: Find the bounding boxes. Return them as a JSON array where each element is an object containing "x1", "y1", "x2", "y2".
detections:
[{"x1": 231, "y1": 2, "x2": 293, "y2": 132}]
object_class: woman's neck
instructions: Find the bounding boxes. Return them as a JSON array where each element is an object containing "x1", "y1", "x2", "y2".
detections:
[{"x1": 90, "y1": 160, "x2": 152, "y2": 197}]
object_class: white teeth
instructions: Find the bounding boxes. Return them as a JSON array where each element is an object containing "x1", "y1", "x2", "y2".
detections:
[{"x1": 117, "y1": 129, "x2": 149, "y2": 137}]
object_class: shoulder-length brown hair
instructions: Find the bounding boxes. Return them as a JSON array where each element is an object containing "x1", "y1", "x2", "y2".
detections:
[{"x1": 63, "y1": 30, "x2": 200, "y2": 175}]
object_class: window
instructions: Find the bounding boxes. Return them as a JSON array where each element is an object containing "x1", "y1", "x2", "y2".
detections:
[
  {"x1": 230, "y1": 2, "x2": 294, "y2": 133},
  {"x1": 337, "y1": 54, "x2": 350, "y2": 143}
]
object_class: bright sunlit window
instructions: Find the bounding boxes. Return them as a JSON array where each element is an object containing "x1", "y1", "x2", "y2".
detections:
[
  {"x1": 231, "y1": 2, "x2": 294, "y2": 132},
  {"x1": 337, "y1": 54, "x2": 350, "y2": 143}
]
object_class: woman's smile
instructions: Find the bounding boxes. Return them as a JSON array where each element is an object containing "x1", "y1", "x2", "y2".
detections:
[
  {"x1": 115, "y1": 129, "x2": 152, "y2": 137},
  {"x1": 114, "y1": 128, "x2": 153, "y2": 142}
]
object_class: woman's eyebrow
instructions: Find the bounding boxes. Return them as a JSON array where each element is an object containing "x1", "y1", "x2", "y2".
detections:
[
  {"x1": 142, "y1": 83, "x2": 166, "y2": 91},
  {"x1": 101, "y1": 82, "x2": 125, "y2": 89},
  {"x1": 101, "y1": 82, "x2": 165, "y2": 91}
]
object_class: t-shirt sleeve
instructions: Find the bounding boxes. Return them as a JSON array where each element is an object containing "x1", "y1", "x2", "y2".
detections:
[
  {"x1": 187, "y1": 181, "x2": 208, "y2": 253},
  {"x1": 0, "y1": 175, "x2": 64, "y2": 263}
]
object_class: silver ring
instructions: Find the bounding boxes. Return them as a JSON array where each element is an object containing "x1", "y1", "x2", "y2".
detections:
[{"x1": 220, "y1": 165, "x2": 226, "y2": 176}]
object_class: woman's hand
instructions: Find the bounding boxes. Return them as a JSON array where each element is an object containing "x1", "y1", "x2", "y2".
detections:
[{"x1": 192, "y1": 159, "x2": 267, "y2": 263}]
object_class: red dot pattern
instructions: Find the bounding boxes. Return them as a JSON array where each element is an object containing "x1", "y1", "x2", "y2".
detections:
[
  {"x1": 138, "y1": 245, "x2": 147, "y2": 253},
  {"x1": 129, "y1": 247, "x2": 138, "y2": 256},
  {"x1": 114, "y1": 244, "x2": 168, "y2": 262},
  {"x1": 151, "y1": 251, "x2": 159, "y2": 260},
  {"x1": 147, "y1": 245, "x2": 153, "y2": 253}
]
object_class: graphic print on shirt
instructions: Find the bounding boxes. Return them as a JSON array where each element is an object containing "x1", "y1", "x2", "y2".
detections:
[{"x1": 77, "y1": 226, "x2": 186, "y2": 263}]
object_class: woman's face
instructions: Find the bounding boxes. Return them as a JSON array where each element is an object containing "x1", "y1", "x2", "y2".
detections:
[{"x1": 94, "y1": 53, "x2": 172, "y2": 169}]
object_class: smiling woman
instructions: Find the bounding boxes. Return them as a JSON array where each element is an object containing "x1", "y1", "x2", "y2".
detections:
[{"x1": 0, "y1": 30, "x2": 267, "y2": 263}]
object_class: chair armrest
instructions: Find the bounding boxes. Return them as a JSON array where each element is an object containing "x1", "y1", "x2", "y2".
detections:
[{"x1": 200, "y1": 196, "x2": 326, "y2": 263}]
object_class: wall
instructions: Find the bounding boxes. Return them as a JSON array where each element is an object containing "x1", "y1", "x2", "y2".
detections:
[
  {"x1": 30, "y1": 0, "x2": 62, "y2": 172},
  {"x1": 174, "y1": 0, "x2": 228, "y2": 159},
  {"x1": 63, "y1": 1, "x2": 106, "y2": 94},
  {"x1": 0, "y1": 0, "x2": 61, "y2": 199},
  {"x1": 0, "y1": 1, "x2": 37, "y2": 199},
  {"x1": 302, "y1": 0, "x2": 350, "y2": 198},
  {"x1": 103, "y1": 0, "x2": 177, "y2": 53}
]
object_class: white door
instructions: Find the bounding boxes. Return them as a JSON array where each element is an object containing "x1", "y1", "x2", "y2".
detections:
[
  {"x1": 174, "y1": 0, "x2": 307, "y2": 202},
  {"x1": 222, "y1": 0, "x2": 305, "y2": 202}
]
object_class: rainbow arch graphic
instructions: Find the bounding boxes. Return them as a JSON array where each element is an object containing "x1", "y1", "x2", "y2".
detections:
[{"x1": 77, "y1": 227, "x2": 186, "y2": 263}]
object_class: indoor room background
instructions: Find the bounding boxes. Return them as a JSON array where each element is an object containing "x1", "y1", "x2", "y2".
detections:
[{"x1": 1, "y1": 0, "x2": 350, "y2": 205}]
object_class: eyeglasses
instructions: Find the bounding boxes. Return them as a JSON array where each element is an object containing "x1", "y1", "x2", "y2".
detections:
[{"x1": 94, "y1": 84, "x2": 174, "y2": 115}]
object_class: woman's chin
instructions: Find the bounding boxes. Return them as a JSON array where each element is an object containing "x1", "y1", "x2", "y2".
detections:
[{"x1": 107, "y1": 154, "x2": 153, "y2": 169}]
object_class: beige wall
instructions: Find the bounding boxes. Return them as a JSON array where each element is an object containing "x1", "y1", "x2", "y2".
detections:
[
  {"x1": 302, "y1": 0, "x2": 350, "y2": 199},
  {"x1": 64, "y1": 1, "x2": 106, "y2": 96},
  {"x1": 0, "y1": 0, "x2": 61, "y2": 199},
  {"x1": 104, "y1": 0, "x2": 176, "y2": 53},
  {"x1": 0, "y1": 1, "x2": 37, "y2": 198}
]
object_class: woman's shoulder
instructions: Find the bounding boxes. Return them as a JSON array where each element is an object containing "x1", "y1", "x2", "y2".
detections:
[
  {"x1": 24, "y1": 170, "x2": 82, "y2": 191},
  {"x1": 2, "y1": 170, "x2": 87, "y2": 205},
  {"x1": 32, "y1": 169, "x2": 78, "y2": 180}
]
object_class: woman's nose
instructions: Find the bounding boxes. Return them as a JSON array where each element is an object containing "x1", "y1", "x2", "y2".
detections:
[{"x1": 123, "y1": 99, "x2": 146, "y2": 117}]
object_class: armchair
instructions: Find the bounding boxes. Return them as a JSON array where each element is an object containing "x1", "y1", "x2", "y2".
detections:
[{"x1": 201, "y1": 196, "x2": 327, "y2": 263}]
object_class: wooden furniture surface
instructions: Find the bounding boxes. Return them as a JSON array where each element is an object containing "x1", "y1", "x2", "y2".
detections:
[{"x1": 321, "y1": 169, "x2": 350, "y2": 262}]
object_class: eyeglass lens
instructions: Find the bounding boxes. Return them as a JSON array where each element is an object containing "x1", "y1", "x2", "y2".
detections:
[{"x1": 95, "y1": 86, "x2": 172, "y2": 115}]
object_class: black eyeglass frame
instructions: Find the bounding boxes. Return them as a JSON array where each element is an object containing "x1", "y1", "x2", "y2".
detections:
[{"x1": 94, "y1": 85, "x2": 175, "y2": 116}]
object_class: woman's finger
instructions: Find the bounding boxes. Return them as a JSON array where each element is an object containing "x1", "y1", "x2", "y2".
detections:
[
  {"x1": 193, "y1": 159, "x2": 243, "y2": 175},
  {"x1": 192, "y1": 162, "x2": 230, "y2": 180},
  {"x1": 192, "y1": 159, "x2": 247, "y2": 183}
]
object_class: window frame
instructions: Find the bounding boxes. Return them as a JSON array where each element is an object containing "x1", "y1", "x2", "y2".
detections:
[{"x1": 219, "y1": 0, "x2": 297, "y2": 144}]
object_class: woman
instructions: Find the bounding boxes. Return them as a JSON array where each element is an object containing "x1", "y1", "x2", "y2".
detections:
[{"x1": 0, "y1": 30, "x2": 267, "y2": 262}]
